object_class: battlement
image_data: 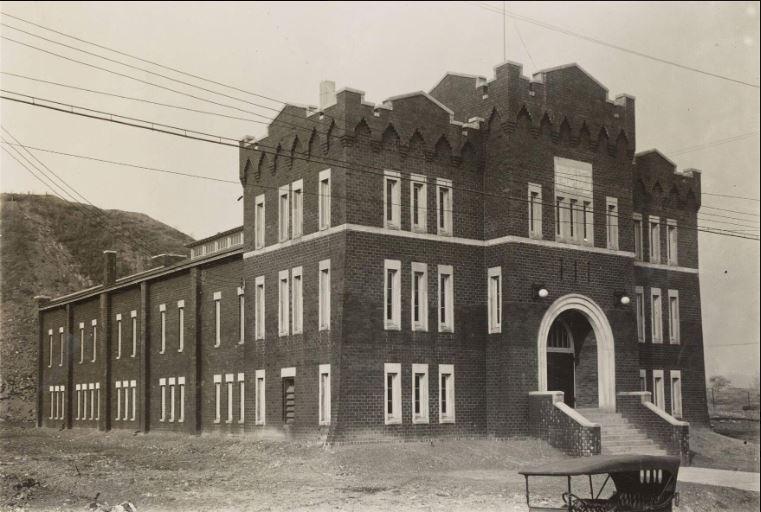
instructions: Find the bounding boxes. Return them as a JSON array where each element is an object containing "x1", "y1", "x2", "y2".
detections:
[{"x1": 634, "y1": 150, "x2": 701, "y2": 209}]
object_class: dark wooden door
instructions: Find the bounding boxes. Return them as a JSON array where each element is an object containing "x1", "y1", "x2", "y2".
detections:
[{"x1": 547, "y1": 352, "x2": 575, "y2": 407}]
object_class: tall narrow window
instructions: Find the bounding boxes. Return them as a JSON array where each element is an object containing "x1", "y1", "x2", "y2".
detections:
[
  {"x1": 639, "y1": 369, "x2": 647, "y2": 392},
  {"x1": 606, "y1": 197, "x2": 619, "y2": 250},
  {"x1": 213, "y1": 291, "x2": 221, "y2": 347},
  {"x1": 115, "y1": 381, "x2": 122, "y2": 421},
  {"x1": 651, "y1": 288, "x2": 663, "y2": 343},
  {"x1": 291, "y1": 179, "x2": 303, "y2": 238},
  {"x1": 670, "y1": 370, "x2": 683, "y2": 418},
  {"x1": 488, "y1": 267, "x2": 502, "y2": 334},
  {"x1": 555, "y1": 196, "x2": 566, "y2": 239},
  {"x1": 318, "y1": 169, "x2": 331, "y2": 230},
  {"x1": 635, "y1": 286, "x2": 645, "y2": 343},
  {"x1": 91, "y1": 320, "x2": 98, "y2": 363},
  {"x1": 213, "y1": 374, "x2": 222, "y2": 423},
  {"x1": 159, "y1": 378, "x2": 167, "y2": 421},
  {"x1": 384, "y1": 363, "x2": 401, "y2": 424},
  {"x1": 319, "y1": 364, "x2": 331, "y2": 426},
  {"x1": 60, "y1": 386, "x2": 65, "y2": 420},
  {"x1": 130, "y1": 311, "x2": 137, "y2": 357},
  {"x1": 49, "y1": 386, "x2": 54, "y2": 419},
  {"x1": 130, "y1": 380, "x2": 137, "y2": 421},
  {"x1": 278, "y1": 270, "x2": 290, "y2": 336},
  {"x1": 168, "y1": 377, "x2": 176, "y2": 422},
  {"x1": 582, "y1": 200, "x2": 593, "y2": 243},
  {"x1": 79, "y1": 323, "x2": 85, "y2": 363},
  {"x1": 384, "y1": 259, "x2": 401, "y2": 330},
  {"x1": 411, "y1": 262, "x2": 428, "y2": 332},
  {"x1": 115, "y1": 314, "x2": 122, "y2": 359},
  {"x1": 255, "y1": 194, "x2": 265, "y2": 249},
  {"x1": 48, "y1": 329, "x2": 53, "y2": 367},
  {"x1": 652, "y1": 370, "x2": 665, "y2": 409},
  {"x1": 225, "y1": 374, "x2": 234, "y2": 423},
  {"x1": 178, "y1": 377, "x2": 185, "y2": 423},
  {"x1": 255, "y1": 369, "x2": 266, "y2": 425},
  {"x1": 667, "y1": 219, "x2": 678, "y2": 265},
  {"x1": 278, "y1": 184, "x2": 290, "y2": 242},
  {"x1": 83, "y1": 383, "x2": 88, "y2": 420},
  {"x1": 237, "y1": 288, "x2": 245, "y2": 344},
  {"x1": 569, "y1": 199, "x2": 577, "y2": 239},
  {"x1": 237, "y1": 373, "x2": 245, "y2": 424},
  {"x1": 177, "y1": 300, "x2": 185, "y2": 352},
  {"x1": 92, "y1": 383, "x2": 98, "y2": 420},
  {"x1": 159, "y1": 304, "x2": 167, "y2": 354},
  {"x1": 121, "y1": 380, "x2": 129, "y2": 421},
  {"x1": 439, "y1": 364, "x2": 455, "y2": 423},
  {"x1": 436, "y1": 178, "x2": 453, "y2": 236},
  {"x1": 528, "y1": 183, "x2": 542, "y2": 239},
  {"x1": 255, "y1": 276, "x2": 265, "y2": 340},
  {"x1": 438, "y1": 265, "x2": 454, "y2": 333},
  {"x1": 668, "y1": 290, "x2": 680, "y2": 344},
  {"x1": 649, "y1": 216, "x2": 661, "y2": 264},
  {"x1": 633, "y1": 213, "x2": 643, "y2": 261},
  {"x1": 384, "y1": 170, "x2": 401, "y2": 229},
  {"x1": 59, "y1": 327, "x2": 64, "y2": 366},
  {"x1": 75, "y1": 384, "x2": 81, "y2": 420},
  {"x1": 291, "y1": 268, "x2": 303, "y2": 334},
  {"x1": 319, "y1": 260, "x2": 331, "y2": 331},
  {"x1": 410, "y1": 174, "x2": 427, "y2": 233},
  {"x1": 412, "y1": 364, "x2": 429, "y2": 424}
]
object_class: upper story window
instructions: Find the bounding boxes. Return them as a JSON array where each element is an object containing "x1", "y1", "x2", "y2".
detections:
[
  {"x1": 667, "y1": 219, "x2": 678, "y2": 265},
  {"x1": 291, "y1": 268, "x2": 303, "y2": 334},
  {"x1": 278, "y1": 185, "x2": 290, "y2": 242},
  {"x1": 411, "y1": 262, "x2": 428, "y2": 332},
  {"x1": 651, "y1": 287, "x2": 663, "y2": 343},
  {"x1": 278, "y1": 270, "x2": 290, "y2": 337},
  {"x1": 436, "y1": 178, "x2": 453, "y2": 236},
  {"x1": 213, "y1": 291, "x2": 222, "y2": 347},
  {"x1": 633, "y1": 213, "x2": 643, "y2": 261},
  {"x1": 59, "y1": 327, "x2": 64, "y2": 366},
  {"x1": 635, "y1": 286, "x2": 645, "y2": 343},
  {"x1": 318, "y1": 169, "x2": 331, "y2": 230},
  {"x1": 649, "y1": 216, "x2": 661, "y2": 263},
  {"x1": 606, "y1": 197, "x2": 619, "y2": 250},
  {"x1": 319, "y1": 260, "x2": 331, "y2": 331},
  {"x1": 159, "y1": 304, "x2": 167, "y2": 354},
  {"x1": 554, "y1": 157, "x2": 593, "y2": 246},
  {"x1": 237, "y1": 288, "x2": 245, "y2": 344},
  {"x1": 668, "y1": 289, "x2": 680, "y2": 344},
  {"x1": 384, "y1": 259, "x2": 401, "y2": 330},
  {"x1": 255, "y1": 276, "x2": 265, "y2": 340},
  {"x1": 130, "y1": 310, "x2": 137, "y2": 357},
  {"x1": 254, "y1": 194, "x2": 265, "y2": 249},
  {"x1": 487, "y1": 267, "x2": 502, "y2": 334},
  {"x1": 384, "y1": 170, "x2": 401, "y2": 229},
  {"x1": 291, "y1": 179, "x2": 303, "y2": 238},
  {"x1": 177, "y1": 300, "x2": 185, "y2": 352},
  {"x1": 528, "y1": 183, "x2": 542, "y2": 239},
  {"x1": 438, "y1": 265, "x2": 454, "y2": 333},
  {"x1": 410, "y1": 174, "x2": 427, "y2": 233}
]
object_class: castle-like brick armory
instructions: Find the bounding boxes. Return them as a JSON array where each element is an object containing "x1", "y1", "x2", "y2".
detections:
[{"x1": 37, "y1": 62, "x2": 707, "y2": 457}]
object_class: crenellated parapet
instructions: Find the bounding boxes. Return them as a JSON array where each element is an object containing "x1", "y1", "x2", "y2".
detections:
[{"x1": 634, "y1": 150, "x2": 701, "y2": 210}]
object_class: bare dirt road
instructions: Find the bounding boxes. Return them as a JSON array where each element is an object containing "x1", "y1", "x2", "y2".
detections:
[{"x1": 2, "y1": 422, "x2": 758, "y2": 511}]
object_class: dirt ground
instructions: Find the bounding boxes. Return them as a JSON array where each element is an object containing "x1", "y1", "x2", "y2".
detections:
[{"x1": 1, "y1": 422, "x2": 759, "y2": 512}]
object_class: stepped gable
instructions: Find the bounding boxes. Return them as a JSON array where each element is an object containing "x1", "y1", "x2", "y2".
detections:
[
  {"x1": 430, "y1": 61, "x2": 636, "y2": 156},
  {"x1": 634, "y1": 150, "x2": 701, "y2": 209}
]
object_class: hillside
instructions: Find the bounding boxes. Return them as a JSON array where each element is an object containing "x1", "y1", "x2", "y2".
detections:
[{"x1": 0, "y1": 193, "x2": 194, "y2": 420}]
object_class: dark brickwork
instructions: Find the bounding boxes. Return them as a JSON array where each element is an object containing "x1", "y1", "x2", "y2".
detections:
[
  {"x1": 529, "y1": 391, "x2": 601, "y2": 457},
  {"x1": 617, "y1": 392, "x2": 690, "y2": 464}
]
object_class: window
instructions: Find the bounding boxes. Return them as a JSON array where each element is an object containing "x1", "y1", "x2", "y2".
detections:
[
  {"x1": 639, "y1": 369, "x2": 647, "y2": 392},
  {"x1": 281, "y1": 367, "x2": 296, "y2": 425},
  {"x1": 49, "y1": 386, "x2": 54, "y2": 419},
  {"x1": 75, "y1": 384, "x2": 81, "y2": 420},
  {"x1": 238, "y1": 373, "x2": 245, "y2": 424},
  {"x1": 278, "y1": 270, "x2": 290, "y2": 336},
  {"x1": 59, "y1": 327, "x2": 64, "y2": 366},
  {"x1": 651, "y1": 288, "x2": 663, "y2": 343},
  {"x1": 633, "y1": 213, "x2": 643, "y2": 261},
  {"x1": 528, "y1": 183, "x2": 542, "y2": 239},
  {"x1": 115, "y1": 314, "x2": 122, "y2": 359},
  {"x1": 652, "y1": 370, "x2": 665, "y2": 409},
  {"x1": 439, "y1": 364, "x2": 455, "y2": 423},
  {"x1": 292, "y1": 267, "x2": 303, "y2": 334},
  {"x1": 635, "y1": 286, "x2": 645, "y2": 343},
  {"x1": 213, "y1": 291, "x2": 222, "y2": 347},
  {"x1": 159, "y1": 378, "x2": 167, "y2": 421},
  {"x1": 384, "y1": 170, "x2": 401, "y2": 229},
  {"x1": 278, "y1": 184, "x2": 290, "y2": 242},
  {"x1": 91, "y1": 320, "x2": 98, "y2": 363},
  {"x1": 115, "y1": 381, "x2": 122, "y2": 421},
  {"x1": 255, "y1": 276, "x2": 265, "y2": 340},
  {"x1": 487, "y1": 267, "x2": 502, "y2": 334},
  {"x1": 237, "y1": 288, "x2": 245, "y2": 344},
  {"x1": 319, "y1": 259, "x2": 331, "y2": 331},
  {"x1": 555, "y1": 196, "x2": 565, "y2": 238},
  {"x1": 159, "y1": 304, "x2": 167, "y2": 354},
  {"x1": 255, "y1": 369, "x2": 266, "y2": 425},
  {"x1": 582, "y1": 201, "x2": 593, "y2": 243},
  {"x1": 93, "y1": 383, "x2": 99, "y2": 420},
  {"x1": 438, "y1": 265, "x2": 454, "y2": 332},
  {"x1": 411, "y1": 262, "x2": 428, "y2": 332},
  {"x1": 436, "y1": 178, "x2": 453, "y2": 236},
  {"x1": 120, "y1": 380, "x2": 129, "y2": 421},
  {"x1": 649, "y1": 216, "x2": 661, "y2": 263},
  {"x1": 130, "y1": 311, "x2": 137, "y2": 357},
  {"x1": 225, "y1": 374, "x2": 234, "y2": 423},
  {"x1": 79, "y1": 322, "x2": 85, "y2": 364},
  {"x1": 667, "y1": 219, "x2": 678, "y2": 265},
  {"x1": 384, "y1": 363, "x2": 401, "y2": 424},
  {"x1": 168, "y1": 377, "x2": 176, "y2": 422},
  {"x1": 178, "y1": 377, "x2": 185, "y2": 423},
  {"x1": 214, "y1": 374, "x2": 222, "y2": 423},
  {"x1": 668, "y1": 290, "x2": 680, "y2": 344},
  {"x1": 291, "y1": 179, "x2": 303, "y2": 238},
  {"x1": 410, "y1": 174, "x2": 427, "y2": 233},
  {"x1": 384, "y1": 259, "x2": 401, "y2": 330},
  {"x1": 554, "y1": 157, "x2": 593, "y2": 245},
  {"x1": 177, "y1": 300, "x2": 185, "y2": 352},
  {"x1": 319, "y1": 364, "x2": 331, "y2": 425},
  {"x1": 606, "y1": 197, "x2": 619, "y2": 250},
  {"x1": 412, "y1": 364, "x2": 429, "y2": 424},
  {"x1": 318, "y1": 169, "x2": 331, "y2": 230},
  {"x1": 130, "y1": 380, "x2": 137, "y2": 421},
  {"x1": 48, "y1": 329, "x2": 53, "y2": 367},
  {"x1": 82, "y1": 383, "x2": 88, "y2": 420},
  {"x1": 670, "y1": 370, "x2": 683, "y2": 418},
  {"x1": 255, "y1": 194, "x2": 265, "y2": 249}
]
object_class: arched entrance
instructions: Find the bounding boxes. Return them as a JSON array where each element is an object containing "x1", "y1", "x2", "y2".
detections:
[{"x1": 537, "y1": 294, "x2": 616, "y2": 411}]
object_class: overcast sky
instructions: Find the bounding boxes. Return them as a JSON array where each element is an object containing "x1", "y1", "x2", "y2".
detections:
[{"x1": 1, "y1": 1, "x2": 759, "y2": 383}]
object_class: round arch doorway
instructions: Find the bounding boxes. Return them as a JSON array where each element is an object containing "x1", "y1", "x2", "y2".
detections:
[{"x1": 537, "y1": 294, "x2": 616, "y2": 411}]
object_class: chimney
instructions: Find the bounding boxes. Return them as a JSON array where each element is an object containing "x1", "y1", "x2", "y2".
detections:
[
  {"x1": 319, "y1": 80, "x2": 336, "y2": 110},
  {"x1": 151, "y1": 253, "x2": 187, "y2": 268},
  {"x1": 103, "y1": 250, "x2": 116, "y2": 286}
]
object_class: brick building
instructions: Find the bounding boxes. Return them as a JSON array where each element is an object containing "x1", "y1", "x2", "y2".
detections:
[{"x1": 37, "y1": 61, "x2": 707, "y2": 458}]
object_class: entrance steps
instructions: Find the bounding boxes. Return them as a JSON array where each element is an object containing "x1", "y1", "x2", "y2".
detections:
[{"x1": 576, "y1": 407, "x2": 668, "y2": 456}]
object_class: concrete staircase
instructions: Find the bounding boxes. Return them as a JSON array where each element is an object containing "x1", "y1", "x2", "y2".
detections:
[{"x1": 576, "y1": 407, "x2": 667, "y2": 456}]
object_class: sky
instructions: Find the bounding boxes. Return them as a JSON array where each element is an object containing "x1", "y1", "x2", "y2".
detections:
[{"x1": 1, "y1": 1, "x2": 759, "y2": 383}]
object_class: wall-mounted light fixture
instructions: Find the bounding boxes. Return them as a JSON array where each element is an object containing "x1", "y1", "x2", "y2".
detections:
[
  {"x1": 532, "y1": 284, "x2": 549, "y2": 300},
  {"x1": 614, "y1": 292, "x2": 631, "y2": 307}
]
